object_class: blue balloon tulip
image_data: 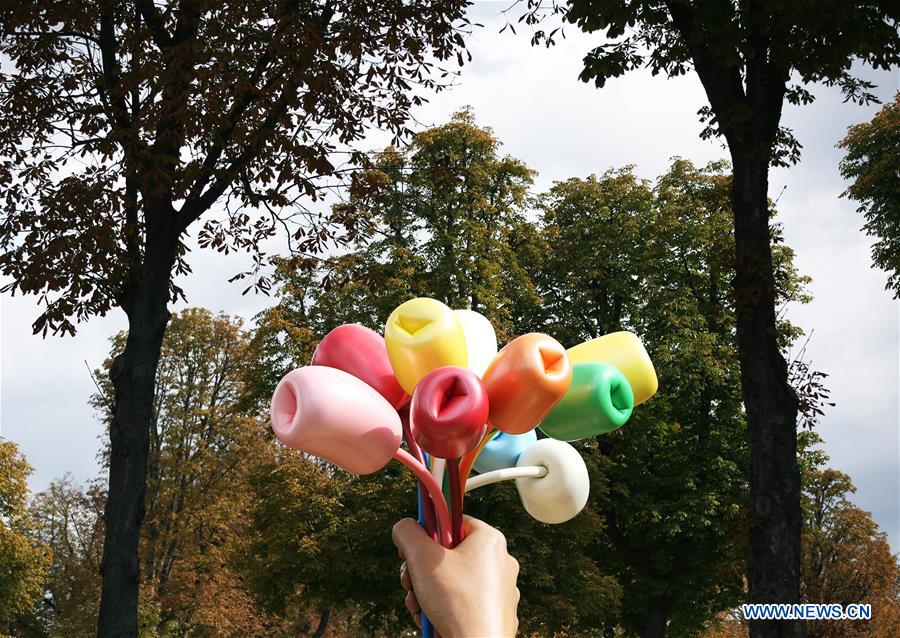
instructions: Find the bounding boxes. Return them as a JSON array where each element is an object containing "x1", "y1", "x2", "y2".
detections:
[{"x1": 472, "y1": 430, "x2": 538, "y2": 474}]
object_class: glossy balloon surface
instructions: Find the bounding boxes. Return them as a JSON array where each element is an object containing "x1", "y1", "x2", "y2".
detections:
[
  {"x1": 311, "y1": 323, "x2": 408, "y2": 408},
  {"x1": 453, "y1": 309, "x2": 498, "y2": 378},
  {"x1": 539, "y1": 363, "x2": 634, "y2": 441},
  {"x1": 482, "y1": 333, "x2": 572, "y2": 434},
  {"x1": 567, "y1": 331, "x2": 658, "y2": 405},
  {"x1": 472, "y1": 430, "x2": 537, "y2": 474},
  {"x1": 411, "y1": 366, "x2": 489, "y2": 459},
  {"x1": 515, "y1": 439, "x2": 589, "y2": 524},
  {"x1": 270, "y1": 366, "x2": 402, "y2": 474},
  {"x1": 385, "y1": 297, "x2": 467, "y2": 394}
]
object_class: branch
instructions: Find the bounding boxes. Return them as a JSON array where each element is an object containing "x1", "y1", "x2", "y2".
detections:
[
  {"x1": 179, "y1": 2, "x2": 329, "y2": 220},
  {"x1": 8, "y1": 29, "x2": 100, "y2": 44},
  {"x1": 84, "y1": 360, "x2": 113, "y2": 415},
  {"x1": 135, "y1": 0, "x2": 173, "y2": 48},
  {"x1": 664, "y1": 0, "x2": 746, "y2": 144},
  {"x1": 149, "y1": 1, "x2": 203, "y2": 160},
  {"x1": 97, "y1": 2, "x2": 132, "y2": 132},
  {"x1": 178, "y1": 3, "x2": 336, "y2": 230}
]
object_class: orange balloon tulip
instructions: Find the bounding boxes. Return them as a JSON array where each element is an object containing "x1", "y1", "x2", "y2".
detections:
[{"x1": 482, "y1": 333, "x2": 573, "y2": 434}]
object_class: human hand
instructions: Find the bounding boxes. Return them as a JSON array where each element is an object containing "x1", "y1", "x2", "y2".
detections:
[{"x1": 392, "y1": 515, "x2": 520, "y2": 637}]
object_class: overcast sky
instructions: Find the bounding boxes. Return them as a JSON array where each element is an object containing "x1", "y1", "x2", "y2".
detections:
[{"x1": 2, "y1": 3, "x2": 898, "y2": 547}]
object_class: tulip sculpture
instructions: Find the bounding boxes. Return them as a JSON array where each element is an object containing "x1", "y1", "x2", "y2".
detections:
[{"x1": 269, "y1": 297, "x2": 658, "y2": 637}]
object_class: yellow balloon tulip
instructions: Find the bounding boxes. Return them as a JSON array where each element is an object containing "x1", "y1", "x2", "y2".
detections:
[
  {"x1": 385, "y1": 297, "x2": 468, "y2": 394},
  {"x1": 567, "y1": 331, "x2": 658, "y2": 405}
]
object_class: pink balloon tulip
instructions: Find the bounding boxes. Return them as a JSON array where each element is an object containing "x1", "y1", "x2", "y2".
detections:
[
  {"x1": 311, "y1": 324, "x2": 408, "y2": 409},
  {"x1": 270, "y1": 366, "x2": 402, "y2": 474}
]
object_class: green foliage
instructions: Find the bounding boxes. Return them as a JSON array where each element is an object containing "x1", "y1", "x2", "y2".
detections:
[
  {"x1": 246, "y1": 109, "x2": 541, "y2": 402},
  {"x1": 0, "y1": 439, "x2": 50, "y2": 629},
  {"x1": 557, "y1": 0, "x2": 900, "y2": 163},
  {"x1": 526, "y1": 159, "x2": 753, "y2": 636},
  {"x1": 27, "y1": 475, "x2": 105, "y2": 638},
  {"x1": 243, "y1": 451, "x2": 418, "y2": 634},
  {"x1": 840, "y1": 93, "x2": 900, "y2": 297},
  {"x1": 533, "y1": 167, "x2": 656, "y2": 343},
  {"x1": 248, "y1": 118, "x2": 818, "y2": 634}
]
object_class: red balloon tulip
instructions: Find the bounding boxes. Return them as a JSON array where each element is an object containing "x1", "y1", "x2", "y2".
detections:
[
  {"x1": 411, "y1": 366, "x2": 489, "y2": 459},
  {"x1": 311, "y1": 324, "x2": 408, "y2": 409}
]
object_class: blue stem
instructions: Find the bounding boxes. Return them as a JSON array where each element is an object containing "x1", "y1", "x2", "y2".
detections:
[{"x1": 418, "y1": 455, "x2": 434, "y2": 638}]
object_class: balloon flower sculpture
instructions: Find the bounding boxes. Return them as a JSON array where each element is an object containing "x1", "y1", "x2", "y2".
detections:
[{"x1": 270, "y1": 298, "x2": 658, "y2": 636}]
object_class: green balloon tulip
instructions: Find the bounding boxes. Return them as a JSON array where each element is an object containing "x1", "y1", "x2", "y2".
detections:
[{"x1": 539, "y1": 363, "x2": 634, "y2": 441}]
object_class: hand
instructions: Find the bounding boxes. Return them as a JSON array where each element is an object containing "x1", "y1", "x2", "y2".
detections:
[{"x1": 392, "y1": 515, "x2": 520, "y2": 637}]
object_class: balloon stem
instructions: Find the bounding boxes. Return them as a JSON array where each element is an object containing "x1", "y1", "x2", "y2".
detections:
[
  {"x1": 458, "y1": 427, "x2": 496, "y2": 493},
  {"x1": 394, "y1": 448, "x2": 452, "y2": 547},
  {"x1": 464, "y1": 464, "x2": 548, "y2": 492},
  {"x1": 400, "y1": 404, "x2": 425, "y2": 465},
  {"x1": 447, "y1": 459, "x2": 464, "y2": 548}
]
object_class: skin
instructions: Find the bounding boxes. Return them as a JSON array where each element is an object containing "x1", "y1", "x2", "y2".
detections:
[{"x1": 392, "y1": 515, "x2": 520, "y2": 637}]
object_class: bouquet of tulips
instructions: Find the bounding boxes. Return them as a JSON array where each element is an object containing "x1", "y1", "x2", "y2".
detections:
[{"x1": 269, "y1": 297, "x2": 657, "y2": 636}]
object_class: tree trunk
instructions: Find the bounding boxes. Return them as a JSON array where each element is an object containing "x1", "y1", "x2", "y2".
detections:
[
  {"x1": 98, "y1": 234, "x2": 175, "y2": 637},
  {"x1": 640, "y1": 596, "x2": 671, "y2": 638},
  {"x1": 730, "y1": 154, "x2": 804, "y2": 638}
]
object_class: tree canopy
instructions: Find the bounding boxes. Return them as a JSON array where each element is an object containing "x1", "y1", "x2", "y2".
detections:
[
  {"x1": 246, "y1": 115, "x2": 812, "y2": 636},
  {"x1": 0, "y1": 0, "x2": 473, "y2": 335},
  {"x1": 514, "y1": 4, "x2": 900, "y2": 635},
  {"x1": 0, "y1": 438, "x2": 51, "y2": 630},
  {"x1": 839, "y1": 92, "x2": 900, "y2": 298},
  {"x1": 1, "y1": 3, "x2": 473, "y2": 633}
]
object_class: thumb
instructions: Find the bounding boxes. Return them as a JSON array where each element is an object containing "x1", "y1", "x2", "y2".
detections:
[{"x1": 392, "y1": 518, "x2": 439, "y2": 562}]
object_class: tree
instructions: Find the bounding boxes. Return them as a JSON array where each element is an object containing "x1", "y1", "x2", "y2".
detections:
[
  {"x1": 0, "y1": 438, "x2": 51, "y2": 631},
  {"x1": 527, "y1": 160, "x2": 778, "y2": 637},
  {"x1": 27, "y1": 475, "x2": 108, "y2": 638},
  {"x1": 246, "y1": 109, "x2": 541, "y2": 402},
  {"x1": 243, "y1": 449, "x2": 419, "y2": 635},
  {"x1": 325, "y1": 108, "x2": 540, "y2": 338},
  {"x1": 517, "y1": 2, "x2": 900, "y2": 634},
  {"x1": 799, "y1": 433, "x2": 900, "y2": 638},
  {"x1": 91, "y1": 309, "x2": 288, "y2": 636},
  {"x1": 244, "y1": 114, "x2": 622, "y2": 634},
  {"x1": 0, "y1": 3, "x2": 470, "y2": 634},
  {"x1": 839, "y1": 92, "x2": 900, "y2": 297}
]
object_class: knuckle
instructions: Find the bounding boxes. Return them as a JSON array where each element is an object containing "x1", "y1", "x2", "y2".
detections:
[{"x1": 487, "y1": 527, "x2": 507, "y2": 550}]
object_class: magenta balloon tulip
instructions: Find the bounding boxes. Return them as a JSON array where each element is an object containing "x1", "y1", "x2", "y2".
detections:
[
  {"x1": 410, "y1": 366, "x2": 489, "y2": 459},
  {"x1": 270, "y1": 366, "x2": 403, "y2": 474},
  {"x1": 311, "y1": 324, "x2": 408, "y2": 409}
]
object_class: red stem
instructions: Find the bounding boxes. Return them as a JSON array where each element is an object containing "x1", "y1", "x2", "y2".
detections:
[
  {"x1": 393, "y1": 448, "x2": 452, "y2": 548},
  {"x1": 447, "y1": 459, "x2": 464, "y2": 548}
]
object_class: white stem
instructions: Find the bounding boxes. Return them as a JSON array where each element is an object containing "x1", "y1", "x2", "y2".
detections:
[
  {"x1": 431, "y1": 457, "x2": 446, "y2": 493},
  {"x1": 465, "y1": 465, "x2": 548, "y2": 493}
]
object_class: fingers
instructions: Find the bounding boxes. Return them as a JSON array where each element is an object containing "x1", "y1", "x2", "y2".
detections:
[
  {"x1": 460, "y1": 514, "x2": 493, "y2": 535},
  {"x1": 400, "y1": 561, "x2": 411, "y2": 591},
  {"x1": 405, "y1": 588, "x2": 420, "y2": 615},
  {"x1": 459, "y1": 515, "x2": 508, "y2": 555},
  {"x1": 400, "y1": 559, "x2": 421, "y2": 628},
  {"x1": 391, "y1": 518, "x2": 432, "y2": 561}
]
